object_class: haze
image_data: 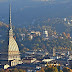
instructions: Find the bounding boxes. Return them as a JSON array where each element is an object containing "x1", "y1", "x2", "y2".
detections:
[{"x1": 0, "y1": 0, "x2": 72, "y2": 27}]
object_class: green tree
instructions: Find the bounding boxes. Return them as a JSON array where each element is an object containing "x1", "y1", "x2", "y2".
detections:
[
  {"x1": 39, "y1": 67, "x2": 45, "y2": 72},
  {"x1": 5, "y1": 69, "x2": 10, "y2": 72},
  {"x1": 11, "y1": 68, "x2": 19, "y2": 72},
  {"x1": 63, "y1": 67, "x2": 72, "y2": 72},
  {"x1": 19, "y1": 69, "x2": 23, "y2": 72},
  {"x1": 59, "y1": 70, "x2": 63, "y2": 72},
  {"x1": 0, "y1": 69, "x2": 4, "y2": 72},
  {"x1": 23, "y1": 70, "x2": 26, "y2": 72},
  {"x1": 45, "y1": 66, "x2": 58, "y2": 72},
  {"x1": 70, "y1": 64, "x2": 72, "y2": 69},
  {"x1": 52, "y1": 66, "x2": 58, "y2": 72}
]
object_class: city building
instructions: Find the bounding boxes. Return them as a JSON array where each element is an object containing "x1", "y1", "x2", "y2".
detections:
[
  {"x1": 64, "y1": 18, "x2": 67, "y2": 21},
  {"x1": 43, "y1": 29, "x2": 48, "y2": 38},
  {"x1": 20, "y1": 34, "x2": 25, "y2": 40},
  {"x1": 29, "y1": 35, "x2": 33, "y2": 40},
  {"x1": 0, "y1": 4, "x2": 22, "y2": 67},
  {"x1": 22, "y1": 57, "x2": 36, "y2": 64},
  {"x1": 31, "y1": 31, "x2": 41, "y2": 36}
]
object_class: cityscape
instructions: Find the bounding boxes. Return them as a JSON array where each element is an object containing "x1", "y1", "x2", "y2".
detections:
[{"x1": 0, "y1": 0, "x2": 72, "y2": 72}]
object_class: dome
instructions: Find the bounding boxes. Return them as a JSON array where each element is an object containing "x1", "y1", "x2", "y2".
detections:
[
  {"x1": 8, "y1": 37, "x2": 19, "y2": 52},
  {"x1": 8, "y1": 37, "x2": 21, "y2": 60}
]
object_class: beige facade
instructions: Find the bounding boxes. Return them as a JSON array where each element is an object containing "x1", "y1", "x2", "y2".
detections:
[
  {"x1": 22, "y1": 58, "x2": 36, "y2": 64},
  {"x1": 31, "y1": 31, "x2": 41, "y2": 36},
  {"x1": 4, "y1": 64, "x2": 10, "y2": 69},
  {"x1": 11, "y1": 60, "x2": 22, "y2": 66},
  {"x1": 8, "y1": 4, "x2": 22, "y2": 66},
  {"x1": 0, "y1": 4, "x2": 22, "y2": 67},
  {"x1": 8, "y1": 37, "x2": 21, "y2": 61}
]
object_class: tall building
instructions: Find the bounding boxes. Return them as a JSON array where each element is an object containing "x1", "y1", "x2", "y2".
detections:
[{"x1": 0, "y1": 4, "x2": 22, "y2": 66}]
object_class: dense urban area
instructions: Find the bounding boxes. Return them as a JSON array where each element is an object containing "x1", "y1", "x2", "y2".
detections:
[{"x1": 0, "y1": 16, "x2": 72, "y2": 72}]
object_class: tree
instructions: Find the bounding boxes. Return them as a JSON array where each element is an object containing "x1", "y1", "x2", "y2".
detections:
[
  {"x1": 0, "y1": 69, "x2": 4, "y2": 72},
  {"x1": 11, "y1": 68, "x2": 19, "y2": 72},
  {"x1": 70, "y1": 64, "x2": 72, "y2": 69},
  {"x1": 63, "y1": 67, "x2": 68, "y2": 72},
  {"x1": 59, "y1": 70, "x2": 63, "y2": 72},
  {"x1": 63, "y1": 67, "x2": 72, "y2": 72},
  {"x1": 39, "y1": 67, "x2": 45, "y2": 72},
  {"x1": 19, "y1": 69, "x2": 23, "y2": 72},
  {"x1": 45, "y1": 66, "x2": 58, "y2": 72},
  {"x1": 52, "y1": 66, "x2": 58, "y2": 72},
  {"x1": 23, "y1": 70, "x2": 26, "y2": 72},
  {"x1": 5, "y1": 69, "x2": 10, "y2": 72}
]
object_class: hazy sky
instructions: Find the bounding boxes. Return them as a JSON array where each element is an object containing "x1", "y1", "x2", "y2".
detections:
[
  {"x1": 0, "y1": 0, "x2": 71, "y2": 3},
  {"x1": 0, "y1": 0, "x2": 8, "y2": 2},
  {"x1": 0, "y1": 0, "x2": 72, "y2": 27}
]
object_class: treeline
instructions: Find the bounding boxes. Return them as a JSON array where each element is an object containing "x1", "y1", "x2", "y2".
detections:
[
  {"x1": 0, "y1": 68, "x2": 26, "y2": 72},
  {"x1": 38, "y1": 65, "x2": 72, "y2": 72},
  {"x1": 20, "y1": 36, "x2": 72, "y2": 52},
  {"x1": 0, "y1": 66, "x2": 72, "y2": 72},
  {"x1": 0, "y1": 21, "x2": 72, "y2": 53}
]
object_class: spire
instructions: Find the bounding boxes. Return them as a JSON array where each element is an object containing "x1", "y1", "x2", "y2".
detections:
[
  {"x1": 9, "y1": 3, "x2": 13, "y2": 37},
  {"x1": 9, "y1": 3, "x2": 12, "y2": 29}
]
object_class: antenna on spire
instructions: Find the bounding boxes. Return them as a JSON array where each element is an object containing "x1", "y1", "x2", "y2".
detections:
[{"x1": 9, "y1": 3, "x2": 12, "y2": 29}]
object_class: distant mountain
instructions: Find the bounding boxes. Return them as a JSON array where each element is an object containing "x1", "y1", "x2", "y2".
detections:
[
  {"x1": 0, "y1": 22, "x2": 8, "y2": 39},
  {"x1": 0, "y1": 0, "x2": 72, "y2": 27}
]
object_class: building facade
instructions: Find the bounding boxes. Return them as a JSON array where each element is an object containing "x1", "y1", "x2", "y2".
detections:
[{"x1": 0, "y1": 4, "x2": 22, "y2": 67}]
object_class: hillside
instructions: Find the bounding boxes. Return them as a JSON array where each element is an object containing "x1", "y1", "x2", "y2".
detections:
[{"x1": 0, "y1": 21, "x2": 72, "y2": 53}]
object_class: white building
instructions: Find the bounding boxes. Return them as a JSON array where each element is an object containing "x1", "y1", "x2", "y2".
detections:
[{"x1": 43, "y1": 29, "x2": 48, "y2": 38}]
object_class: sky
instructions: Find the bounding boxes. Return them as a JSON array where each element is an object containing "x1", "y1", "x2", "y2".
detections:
[
  {"x1": 0, "y1": 0, "x2": 71, "y2": 8},
  {"x1": 0, "y1": 0, "x2": 71, "y2": 3},
  {"x1": 0, "y1": 0, "x2": 72, "y2": 27},
  {"x1": 0, "y1": 0, "x2": 8, "y2": 2}
]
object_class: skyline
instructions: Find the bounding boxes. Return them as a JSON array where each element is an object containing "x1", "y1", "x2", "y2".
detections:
[{"x1": 0, "y1": 0, "x2": 72, "y2": 71}]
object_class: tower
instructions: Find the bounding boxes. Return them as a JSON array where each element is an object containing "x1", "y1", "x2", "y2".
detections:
[
  {"x1": 8, "y1": 4, "x2": 21, "y2": 61},
  {"x1": 8, "y1": 4, "x2": 22, "y2": 66},
  {"x1": 0, "y1": 4, "x2": 22, "y2": 66}
]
